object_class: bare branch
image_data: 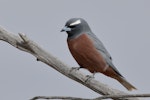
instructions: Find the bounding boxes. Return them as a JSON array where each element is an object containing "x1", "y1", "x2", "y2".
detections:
[
  {"x1": 31, "y1": 94, "x2": 150, "y2": 100},
  {"x1": 0, "y1": 26, "x2": 139, "y2": 100},
  {"x1": 94, "y1": 93, "x2": 150, "y2": 100},
  {"x1": 30, "y1": 96, "x2": 91, "y2": 100}
]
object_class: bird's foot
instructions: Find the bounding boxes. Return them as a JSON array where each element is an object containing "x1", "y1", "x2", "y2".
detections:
[
  {"x1": 85, "y1": 74, "x2": 95, "y2": 83},
  {"x1": 70, "y1": 67, "x2": 81, "y2": 73},
  {"x1": 71, "y1": 67, "x2": 81, "y2": 71}
]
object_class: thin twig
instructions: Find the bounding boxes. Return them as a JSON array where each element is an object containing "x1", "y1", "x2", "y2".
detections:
[
  {"x1": 31, "y1": 94, "x2": 150, "y2": 100},
  {"x1": 30, "y1": 96, "x2": 91, "y2": 100},
  {"x1": 94, "y1": 94, "x2": 150, "y2": 100}
]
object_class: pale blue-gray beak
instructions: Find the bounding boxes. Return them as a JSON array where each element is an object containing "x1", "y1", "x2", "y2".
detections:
[{"x1": 61, "y1": 26, "x2": 71, "y2": 32}]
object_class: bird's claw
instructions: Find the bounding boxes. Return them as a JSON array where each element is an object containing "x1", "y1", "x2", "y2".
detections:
[
  {"x1": 71, "y1": 67, "x2": 81, "y2": 71},
  {"x1": 85, "y1": 75, "x2": 94, "y2": 83},
  {"x1": 70, "y1": 67, "x2": 81, "y2": 73}
]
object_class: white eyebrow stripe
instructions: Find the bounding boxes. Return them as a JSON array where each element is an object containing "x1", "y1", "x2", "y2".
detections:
[{"x1": 70, "y1": 20, "x2": 81, "y2": 26}]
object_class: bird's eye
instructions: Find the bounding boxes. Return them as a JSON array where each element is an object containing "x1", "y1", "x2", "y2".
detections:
[{"x1": 69, "y1": 25, "x2": 76, "y2": 28}]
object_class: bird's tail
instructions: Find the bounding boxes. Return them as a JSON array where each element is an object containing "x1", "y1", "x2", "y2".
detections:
[{"x1": 115, "y1": 76, "x2": 137, "y2": 91}]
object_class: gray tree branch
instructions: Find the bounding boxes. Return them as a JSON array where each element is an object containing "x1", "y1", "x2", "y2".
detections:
[
  {"x1": 30, "y1": 94, "x2": 150, "y2": 100},
  {"x1": 0, "y1": 26, "x2": 139, "y2": 100},
  {"x1": 30, "y1": 96, "x2": 91, "y2": 100}
]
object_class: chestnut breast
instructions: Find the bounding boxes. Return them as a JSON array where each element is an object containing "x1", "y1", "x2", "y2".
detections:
[{"x1": 67, "y1": 33, "x2": 107, "y2": 73}]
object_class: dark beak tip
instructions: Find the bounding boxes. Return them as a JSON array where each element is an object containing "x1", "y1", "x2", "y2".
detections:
[{"x1": 60, "y1": 29, "x2": 64, "y2": 32}]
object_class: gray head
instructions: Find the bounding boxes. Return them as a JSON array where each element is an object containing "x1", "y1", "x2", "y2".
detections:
[{"x1": 61, "y1": 18, "x2": 92, "y2": 38}]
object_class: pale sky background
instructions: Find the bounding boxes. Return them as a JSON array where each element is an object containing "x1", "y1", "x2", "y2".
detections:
[{"x1": 0, "y1": 0, "x2": 150, "y2": 100}]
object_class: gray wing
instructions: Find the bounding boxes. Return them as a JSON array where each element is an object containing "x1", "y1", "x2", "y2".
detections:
[
  {"x1": 87, "y1": 32, "x2": 112, "y2": 60},
  {"x1": 87, "y1": 32, "x2": 123, "y2": 77}
]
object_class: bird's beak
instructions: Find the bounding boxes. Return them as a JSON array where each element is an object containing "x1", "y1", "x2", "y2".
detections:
[{"x1": 61, "y1": 26, "x2": 71, "y2": 32}]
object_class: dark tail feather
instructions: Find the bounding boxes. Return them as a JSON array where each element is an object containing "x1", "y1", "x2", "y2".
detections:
[{"x1": 116, "y1": 76, "x2": 137, "y2": 91}]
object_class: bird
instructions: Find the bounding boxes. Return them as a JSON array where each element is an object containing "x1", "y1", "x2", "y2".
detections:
[{"x1": 61, "y1": 18, "x2": 136, "y2": 91}]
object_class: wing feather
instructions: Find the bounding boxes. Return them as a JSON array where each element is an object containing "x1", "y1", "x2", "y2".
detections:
[{"x1": 87, "y1": 32, "x2": 123, "y2": 77}]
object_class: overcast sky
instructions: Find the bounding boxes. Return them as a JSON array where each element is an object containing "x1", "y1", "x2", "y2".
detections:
[{"x1": 0, "y1": 0, "x2": 150, "y2": 100}]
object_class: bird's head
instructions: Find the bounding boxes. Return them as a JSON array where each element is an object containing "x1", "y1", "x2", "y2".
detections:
[{"x1": 61, "y1": 18, "x2": 91, "y2": 38}]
